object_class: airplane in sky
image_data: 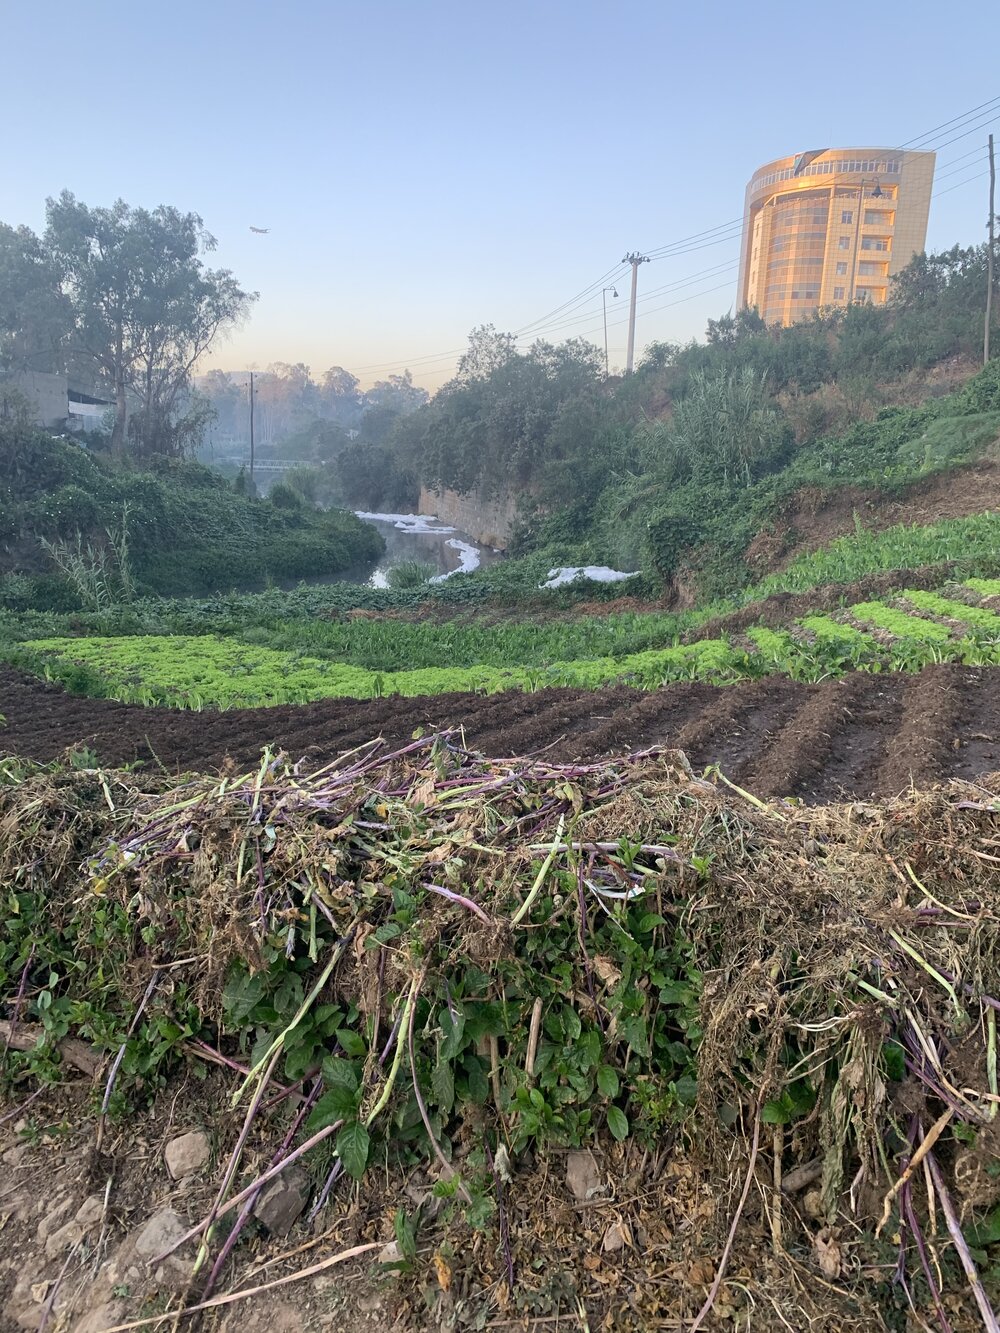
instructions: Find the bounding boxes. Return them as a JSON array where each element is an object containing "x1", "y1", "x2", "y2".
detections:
[{"x1": 249, "y1": 226, "x2": 270, "y2": 235}]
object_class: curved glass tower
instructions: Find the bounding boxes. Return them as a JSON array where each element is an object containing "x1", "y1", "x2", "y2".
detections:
[{"x1": 738, "y1": 148, "x2": 935, "y2": 325}]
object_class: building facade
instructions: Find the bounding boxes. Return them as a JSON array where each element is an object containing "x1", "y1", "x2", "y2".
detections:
[{"x1": 737, "y1": 148, "x2": 935, "y2": 326}]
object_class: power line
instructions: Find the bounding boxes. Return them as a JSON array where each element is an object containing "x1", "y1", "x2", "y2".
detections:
[{"x1": 344, "y1": 95, "x2": 1000, "y2": 379}]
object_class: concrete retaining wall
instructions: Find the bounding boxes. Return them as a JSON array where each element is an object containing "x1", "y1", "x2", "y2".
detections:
[{"x1": 418, "y1": 485, "x2": 518, "y2": 549}]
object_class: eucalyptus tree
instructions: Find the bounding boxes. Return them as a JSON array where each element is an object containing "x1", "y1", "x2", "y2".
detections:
[{"x1": 44, "y1": 191, "x2": 256, "y2": 456}]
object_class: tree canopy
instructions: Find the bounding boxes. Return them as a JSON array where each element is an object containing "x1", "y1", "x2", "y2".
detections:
[{"x1": 0, "y1": 193, "x2": 256, "y2": 458}]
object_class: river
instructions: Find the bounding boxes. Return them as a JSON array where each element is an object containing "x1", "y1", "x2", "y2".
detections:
[{"x1": 293, "y1": 511, "x2": 503, "y2": 589}]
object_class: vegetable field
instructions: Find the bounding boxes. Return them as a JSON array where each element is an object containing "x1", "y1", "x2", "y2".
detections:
[{"x1": 19, "y1": 577, "x2": 1000, "y2": 708}]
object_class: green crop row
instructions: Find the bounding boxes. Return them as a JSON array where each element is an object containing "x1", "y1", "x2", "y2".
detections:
[
  {"x1": 901, "y1": 589, "x2": 1000, "y2": 632},
  {"x1": 739, "y1": 510, "x2": 1000, "y2": 602},
  {"x1": 23, "y1": 634, "x2": 756, "y2": 708},
  {"x1": 20, "y1": 605, "x2": 1000, "y2": 710}
]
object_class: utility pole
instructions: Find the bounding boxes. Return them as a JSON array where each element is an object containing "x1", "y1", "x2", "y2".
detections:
[
  {"x1": 987, "y1": 133, "x2": 996, "y2": 367},
  {"x1": 622, "y1": 252, "x2": 649, "y2": 374},
  {"x1": 602, "y1": 285, "x2": 618, "y2": 376},
  {"x1": 248, "y1": 370, "x2": 255, "y2": 487}
]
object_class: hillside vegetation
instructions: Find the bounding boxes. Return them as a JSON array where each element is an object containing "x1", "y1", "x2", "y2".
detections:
[
  {"x1": 356, "y1": 244, "x2": 1000, "y2": 601},
  {"x1": 0, "y1": 418, "x2": 383, "y2": 603}
]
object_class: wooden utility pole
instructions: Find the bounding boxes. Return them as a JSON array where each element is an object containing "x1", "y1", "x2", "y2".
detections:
[
  {"x1": 987, "y1": 133, "x2": 996, "y2": 367},
  {"x1": 622, "y1": 252, "x2": 649, "y2": 373},
  {"x1": 249, "y1": 370, "x2": 255, "y2": 486}
]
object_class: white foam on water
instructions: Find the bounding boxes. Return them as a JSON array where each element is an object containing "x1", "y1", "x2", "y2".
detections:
[
  {"x1": 354, "y1": 511, "x2": 457, "y2": 535},
  {"x1": 541, "y1": 566, "x2": 639, "y2": 589},
  {"x1": 429, "y1": 538, "x2": 481, "y2": 582}
]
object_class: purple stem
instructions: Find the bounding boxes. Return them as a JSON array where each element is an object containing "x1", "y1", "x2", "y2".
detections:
[
  {"x1": 380, "y1": 1011, "x2": 403, "y2": 1065},
  {"x1": 188, "y1": 1039, "x2": 286, "y2": 1087},
  {"x1": 202, "y1": 1076, "x2": 323, "y2": 1298},
  {"x1": 1, "y1": 946, "x2": 35, "y2": 1066},
  {"x1": 308, "y1": 1159, "x2": 344, "y2": 1223},
  {"x1": 0, "y1": 1085, "x2": 45, "y2": 1127},
  {"x1": 99, "y1": 972, "x2": 160, "y2": 1131},
  {"x1": 154, "y1": 1113, "x2": 346, "y2": 1263},
  {"x1": 423, "y1": 883, "x2": 492, "y2": 924},
  {"x1": 484, "y1": 1140, "x2": 514, "y2": 1293},
  {"x1": 924, "y1": 1146, "x2": 1000, "y2": 1333},
  {"x1": 901, "y1": 1185, "x2": 954, "y2": 1332},
  {"x1": 936, "y1": 967, "x2": 1000, "y2": 1013}
]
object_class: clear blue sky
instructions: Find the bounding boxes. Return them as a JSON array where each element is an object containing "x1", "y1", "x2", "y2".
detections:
[{"x1": 2, "y1": 0, "x2": 996, "y2": 388}]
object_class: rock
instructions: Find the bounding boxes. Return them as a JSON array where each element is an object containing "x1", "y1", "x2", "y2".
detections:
[
  {"x1": 132, "y1": 1207, "x2": 189, "y2": 1260},
  {"x1": 565, "y1": 1148, "x2": 603, "y2": 1203},
  {"x1": 2, "y1": 1143, "x2": 30, "y2": 1167},
  {"x1": 76, "y1": 1194, "x2": 106, "y2": 1228},
  {"x1": 37, "y1": 1194, "x2": 75, "y2": 1243},
  {"x1": 252, "y1": 1167, "x2": 310, "y2": 1236},
  {"x1": 72, "y1": 1303, "x2": 127, "y2": 1333},
  {"x1": 45, "y1": 1218, "x2": 85, "y2": 1259},
  {"x1": 164, "y1": 1129, "x2": 210, "y2": 1180}
]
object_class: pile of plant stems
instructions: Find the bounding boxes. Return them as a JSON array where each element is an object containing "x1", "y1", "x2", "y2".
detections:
[{"x1": 1, "y1": 738, "x2": 999, "y2": 1328}]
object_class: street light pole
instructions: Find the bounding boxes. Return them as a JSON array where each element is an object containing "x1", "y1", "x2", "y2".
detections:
[
  {"x1": 849, "y1": 178, "x2": 882, "y2": 304},
  {"x1": 602, "y1": 285, "x2": 619, "y2": 376},
  {"x1": 622, "y1": 253, "x2": 649, "y2": 374},
  {"x1": 248, "y1": 371, "x2": 255, "y2": 488}
]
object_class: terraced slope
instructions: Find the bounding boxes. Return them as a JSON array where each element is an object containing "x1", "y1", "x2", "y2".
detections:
[{"x1": 3, "y1": 663, "x2": 1000, "y2": 803}]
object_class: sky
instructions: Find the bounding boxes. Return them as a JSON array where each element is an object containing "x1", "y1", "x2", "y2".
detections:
[{"x1": 1, "y1": 0, "x2": 997, "y2": 390}]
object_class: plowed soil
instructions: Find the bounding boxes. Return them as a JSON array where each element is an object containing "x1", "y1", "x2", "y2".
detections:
[{"x1": 4, "y1": 663, "x2": 1000, "y2": 801}]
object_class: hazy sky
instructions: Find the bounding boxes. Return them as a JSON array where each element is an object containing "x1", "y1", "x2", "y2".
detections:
[{"x1": 2, "y1": 0, "x2": 997, "y2": 389}]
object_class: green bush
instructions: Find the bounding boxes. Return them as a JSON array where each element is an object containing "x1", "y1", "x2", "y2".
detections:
[
  {"x1": 268, "y1": 481, "x2": 304, "y2": 511},
  {"x1": 386, "y1": 559, "x2": 434, "y2": 589}
]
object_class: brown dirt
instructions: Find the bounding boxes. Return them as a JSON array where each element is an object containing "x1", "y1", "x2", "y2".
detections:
[
  {"x1": 770, "y1": 454, "x2": 1000, "y2": 572},
  {"x1": 4, "y1": 662, "x2": 1000, "y2": 802}
]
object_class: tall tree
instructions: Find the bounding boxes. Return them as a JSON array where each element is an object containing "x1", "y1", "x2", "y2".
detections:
[
  {"x1": 0, "y1": 223, "x2": 72, "y2": 374},
  {"x1": 44, "y1": 191, "x2": 256, "y2": 456}
]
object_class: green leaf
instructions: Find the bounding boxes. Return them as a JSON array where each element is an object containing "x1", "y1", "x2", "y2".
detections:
[
  {"x1": 321, "y1": 1056, "x2": 360, "y2": 1092},
  {"x1": 562, "y1": 1006, "x2": 582, "y2": 1042},
  {"x1": 578, "y1": 1029, "x2": 601, "y2": 1068},
  {"x1": 336, "y1": 1120, "x2": 370, "y2": 1180},
  {"x1": 221, "y1": 971, "x2": 265, "y2": 1025},
  {"x1": 307, "y1": 1083, "x2": 358, "y2": 1131},
  {"x1": 671, "y1": 1074, "x2": 698, "y2": 1107},
  {"x1": 967, "y1": 1207, "x2": 1000, "y2": 1249},
  {"x1": 619, "y1": 1014, "x2": 650, "y2": 1058},
  {"x1": 335, "y1": 1027, "x2": 366, "y2": 1058},
  {"x1": 606, "y1": 1106, "x2": 629, "y2": 1141},
  {"x1": 393, "y1": 1206, "x2": 418, "y2": 1260},
  {"x1": 431, "y1": 1060, "x2": 455, "y2": 1115},
  {"x1": 637, "y1": 912, "x2": 667, "y2": 932},
  {"x1": 440, "y1": 1005, "x2": 466, "y2": 1061},
  {"x1": 463, "y1": 1054, "x2": 489, "y2": 1105},
  {"x1": 597, "y1": 1066, "x2": 620, "y2": 1098}
]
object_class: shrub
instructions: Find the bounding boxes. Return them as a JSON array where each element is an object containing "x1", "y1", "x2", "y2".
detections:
[{"x1": 386, "y1": 559, "x2": 434, "y2": 589}]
